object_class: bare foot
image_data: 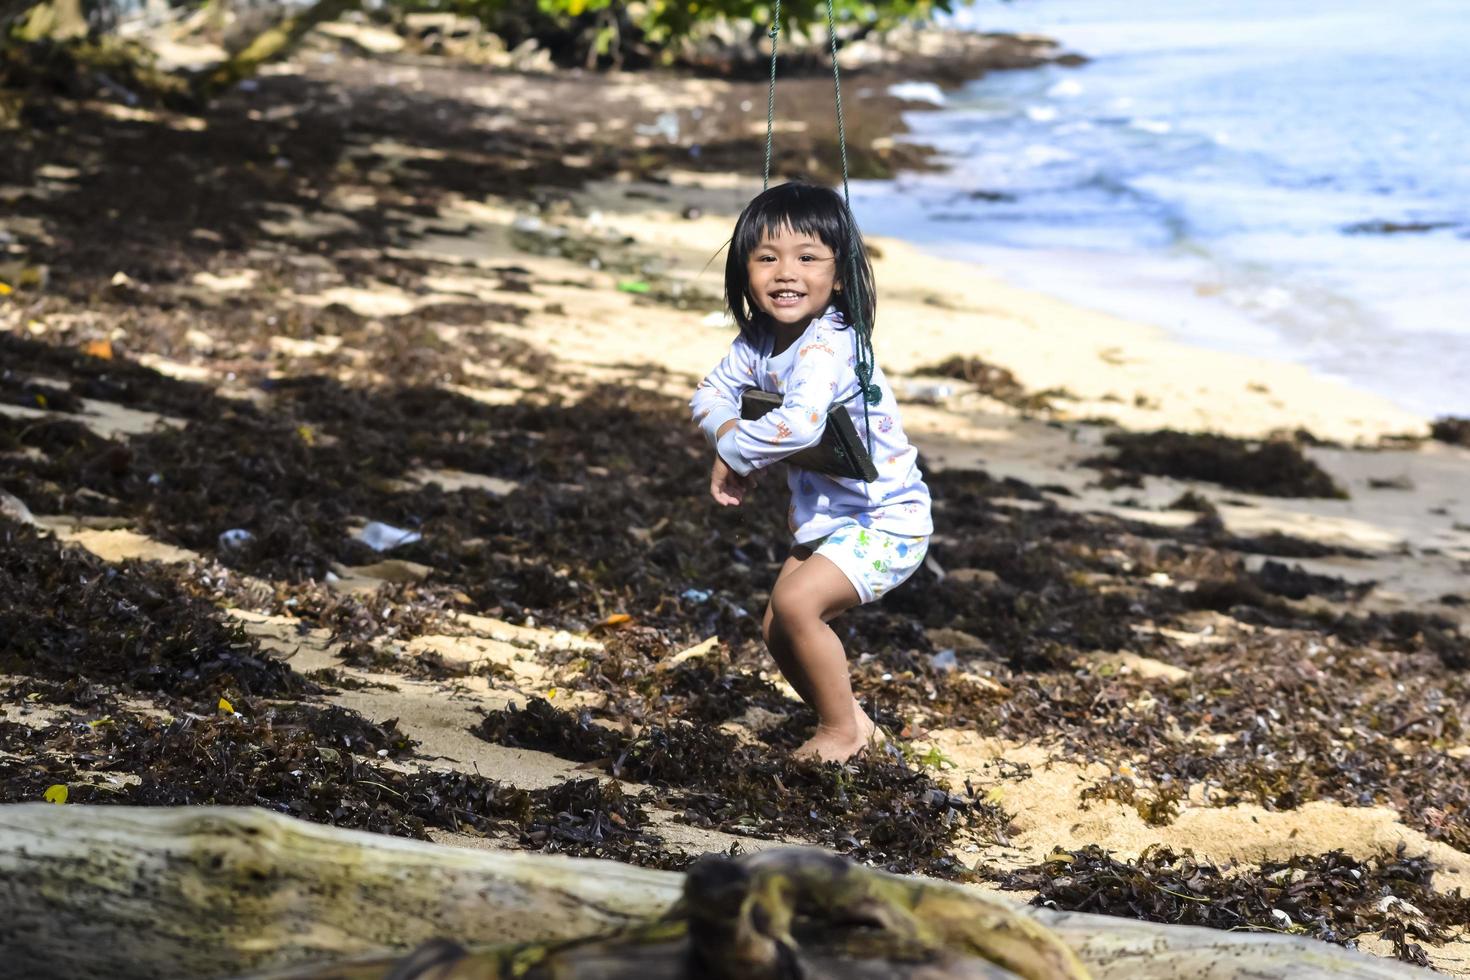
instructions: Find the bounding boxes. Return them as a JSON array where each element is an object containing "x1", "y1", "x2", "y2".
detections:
[
  {"x1": 852, "y1": 698, "x2": 886, "y2": 748},
  {"x1": 792, "y1": 704, "x2": 879, "y2": 763}
]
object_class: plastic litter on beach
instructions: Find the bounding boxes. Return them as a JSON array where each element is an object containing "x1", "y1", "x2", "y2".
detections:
[
  {"x1": 354, "y1": 521, "x2": 422, "y2": 552},
  {"x1": 217, "y1": 528, "x2": 253, "y2": 550},
  {"x1": 928, "y1": 649, "x2": 957, "y2": 673},
  {"x1": 900, "y1": 380, "x2": 954, "y2": 404},
  {"x1": 0, "y1": 491, "x2": 37, "y2": 527}
]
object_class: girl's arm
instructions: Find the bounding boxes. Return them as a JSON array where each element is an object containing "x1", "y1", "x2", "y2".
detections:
[
  {"x1": 715, "y1": 333, "x2": 850, "y2": 477},
  {"x1": 690, "y1": 338, "x2": 755, "y2": 449}
]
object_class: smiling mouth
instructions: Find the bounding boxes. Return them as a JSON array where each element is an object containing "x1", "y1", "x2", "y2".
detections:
[{"x1": 770, "y1": 290, "x2": 805, "y2": 304}]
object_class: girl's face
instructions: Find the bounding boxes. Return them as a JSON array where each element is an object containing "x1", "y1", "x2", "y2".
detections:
[{"x1": 746, "y1": 225, "x2": 838, "y2": 330}]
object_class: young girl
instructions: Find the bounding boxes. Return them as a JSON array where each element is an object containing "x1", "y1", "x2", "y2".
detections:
[{"x1": 690, "y1": 182, "x2": 933, "y2": 763}]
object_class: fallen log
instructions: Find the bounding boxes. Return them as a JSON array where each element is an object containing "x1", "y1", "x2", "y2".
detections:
[
  {"x1": 0, "y1": 804, "x2": 1427, "y2": 980},
  {"x1": 251, "y1": 846, "x2": 1088, "y2": 979}
]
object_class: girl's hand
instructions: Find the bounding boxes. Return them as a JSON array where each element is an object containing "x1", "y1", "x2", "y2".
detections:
[{"x1": 711, "y1": 455, "x2": 756, "y2": 507}]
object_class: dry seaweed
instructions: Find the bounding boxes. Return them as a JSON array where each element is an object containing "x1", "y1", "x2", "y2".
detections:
[
  {"x1": 1000, "y1": 844, "x2": 1470, "y2": 965},
  {"x1": 0, "y1": 702, "x2": 671, "y2": 864},
  {"x1": 1430, "y1": 417, "x2": 1470, "y2": 448},
  {"x1": 913, "y1": 355, "x2": 1064, "y2": 411},
  {"x1": 1086, "y1": 430, "x2": 1347, "y2": 498},
  {"x1": 0, "y1": 517, "x2": 313, "y2": 703},
  {"x1": 475, "y1": 698, "x2": 1006, "y2": 879}
]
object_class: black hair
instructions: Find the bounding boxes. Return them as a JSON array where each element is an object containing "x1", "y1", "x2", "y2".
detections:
[{"x1": 724, "y1": 181, "x2": 877, "y2": 345}]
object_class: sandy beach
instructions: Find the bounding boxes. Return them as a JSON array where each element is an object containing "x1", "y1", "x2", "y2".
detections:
[{"x1": 3, "y1": 28, "x2": 1469, "y2": 976}]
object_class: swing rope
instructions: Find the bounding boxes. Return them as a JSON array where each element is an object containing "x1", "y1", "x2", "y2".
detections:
[
  {"x1": 762, "y1": 0, "x2": 781, "y2": 190},
  {"x1": 762, "y1": 0, "x2": 880, "y2": 461}
]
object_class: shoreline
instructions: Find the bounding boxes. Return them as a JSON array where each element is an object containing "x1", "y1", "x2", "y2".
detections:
[
  {"x1": 865, "y1": 2, "x2": 1470, "y2": 423},
  {"x1": 566, "y1": 170, "x2": 1430, "y2": 444}
]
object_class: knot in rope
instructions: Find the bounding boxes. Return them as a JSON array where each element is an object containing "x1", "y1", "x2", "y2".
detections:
[{"x1": 854, "y1": 362, "x2": 880, "y2": 405}]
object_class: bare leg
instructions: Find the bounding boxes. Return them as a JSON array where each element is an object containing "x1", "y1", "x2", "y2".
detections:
[{"x1": 763, "y1": 551, "x2": 875, "y2": 762}]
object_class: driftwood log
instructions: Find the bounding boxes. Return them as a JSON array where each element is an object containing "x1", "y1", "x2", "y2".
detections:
[{"x1": 0, "y1": 804, "x2": 1426, "y2": 980}]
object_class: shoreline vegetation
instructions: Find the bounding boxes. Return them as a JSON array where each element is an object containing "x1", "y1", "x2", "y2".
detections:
[{"x1": 2, "y1": 13, "x2": 1470, "y2": 978}]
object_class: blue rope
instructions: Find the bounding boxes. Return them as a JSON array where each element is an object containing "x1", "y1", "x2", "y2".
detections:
[
  {"x1": 762, "y1": 0, "x2": 880, "y2": 463},
  {"x1": 821, "y1": 0, "x2": 880, "y2": 458}
]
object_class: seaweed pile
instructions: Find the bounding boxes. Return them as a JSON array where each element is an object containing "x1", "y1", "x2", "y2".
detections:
[
  {"x1": 0, "y1": 698, "x2": 673, "y2": 865},
  {"x1": 0, "y1": 518, "x2": 312, "y2": 702},
  {"x1": 913, "y1": 355, "x2": 1066, "y2": 412},
  {"x1": 1002, "y1": 845, "x2": 1470, "y2": 966},
  {"x1": 475, "y1": 697, "x2": 1005, "y2": 880},
  {"x1": 1085, "y1": 429, "x2": 1347, "y2": 498},
  {"x1": 1432, "y1": 417, "x2": 1470, "y2": 448},
  {"x1": 0, "y1": 520, "x2": 678, "y2": 866},
  {"x1": 6, "y1": 338, "x2": 1468, "y2": 874}
]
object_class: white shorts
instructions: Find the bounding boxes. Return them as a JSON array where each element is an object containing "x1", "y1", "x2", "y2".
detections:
[{"x1": 805, "y1": 522, "x2": 929, "y2": 605}]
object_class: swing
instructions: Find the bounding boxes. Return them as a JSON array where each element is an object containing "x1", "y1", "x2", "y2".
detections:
[{"x1": 738, "y1": 0, "x2": 882, "y2": 484}]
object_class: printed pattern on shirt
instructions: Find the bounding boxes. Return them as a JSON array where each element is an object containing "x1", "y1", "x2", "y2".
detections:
[{"x1": 689, "y1": 308, "x2": 933, "y2": 544}]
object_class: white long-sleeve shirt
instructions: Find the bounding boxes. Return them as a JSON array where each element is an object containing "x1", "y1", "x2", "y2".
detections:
[{"x1": 690, "y1": 309, "x2": 933, "y2": 543}]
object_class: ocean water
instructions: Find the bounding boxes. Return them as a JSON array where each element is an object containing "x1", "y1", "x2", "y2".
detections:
[{"x1": 850, "y1": 0, "x2": 1470, "y2": 417}]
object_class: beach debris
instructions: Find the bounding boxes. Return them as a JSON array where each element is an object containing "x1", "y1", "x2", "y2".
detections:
[
  {"x1": 1166, "y1": 489, "x2": 1215, "y2": 512},
  {"x1": 0, "y1": 518, "x2": 314, "y2": 703},
  {"x1": 0, "y1": 491, "x2": 38, "y2": 526},
  {"x1": 899, "y1": 380, "x2": 954, "y2": 404},
  {"x1": 1252, "y1": 559, "x2": 1374, "y2": 602},
  {"x1": 1430, "y1": 416, "x2": 1470, "y2": 447},
  {"x1": 681, "y1": 588, "x2": 712, "y2": 603},
  {"x1": 1000, "y1": 845, "x2": 1470, "y2": 966},
  {"x1": 217, "y1": 528, "x2": 253, "y2": 550},
  {"x1": 0, "y1": 262, "x2": 48, "y2": 292},
  {"x1": 0, "y1": 701, "x2": 668, "y2": 866},
  {"x1": 1084, "y1": 429, "x2": 1347, "y2": 498},
  {"x1": 511, "y1": 215, "x2": 550, "y2": 235},
  {"x1": 929, "y1": 648, "x2": 958, "y2": 672},
  {"x1": 914, "y1": 354, "x2": 1068, "y2": 411},
  {"x1": 660, "y1": 635, "x2": 718, "y2": 670},
  {"x1": 474, "y1": 697, "x2": 1008, "y2": 880},
  {"x1": 354, "y1": 521, "x2": 423, "y2": 552},
  {"x1": 634, "y1": 111, "x2": 681, "y2": 143}
]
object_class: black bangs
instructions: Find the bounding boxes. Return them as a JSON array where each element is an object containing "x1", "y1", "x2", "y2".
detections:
[{"x1": 724, "y1": 181, "x2": 877, "y2": 344}]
